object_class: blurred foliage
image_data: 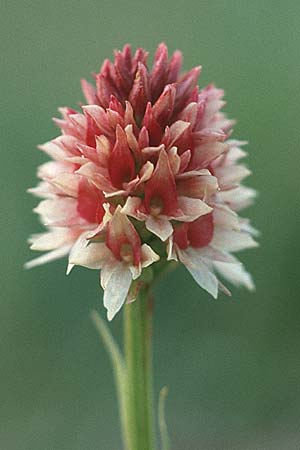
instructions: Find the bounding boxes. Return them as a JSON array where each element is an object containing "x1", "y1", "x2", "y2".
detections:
[{"x1": 1, "y1": 0, "x2": 299, "y2": 448}]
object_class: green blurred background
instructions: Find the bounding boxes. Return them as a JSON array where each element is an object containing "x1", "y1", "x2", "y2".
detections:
[{"x1": 1, "y1": 0, "x2": 299, "y2": 449}]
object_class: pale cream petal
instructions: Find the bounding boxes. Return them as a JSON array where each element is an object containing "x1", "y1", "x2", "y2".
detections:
[
  {"x1": 138, "y1": 161, "x2": 154, "y2": 183},
  {"x1": 167, "y1": 146, "x2": 181, "y2": 175},
  {"x1": 100, "y1": 264, "x2": 113, "y2": 290},
  {"x1": 69, "y1": 236, "x2": 111, "y2": 272},
  {"x1": 129, "y1": 264, "x2": 142, "y2": 280},
  {"x1": 82, "y1": 105, "x2": 110, "y2": 132},
  {"x1": 178, "y1": 248, "x2": 218, "y2": 298},
  {"x1": 240, "y1": 221, "x2": 260, "y2": 237},
  {"x1": 213, "y1": 260, "x2": 255, "y2": 291},
  {"x1": 166, "y1": 236, "x2": 178, "y2": 261},
  {"x1": 76, "y1": 162, "x2": 113, "y2": 192},
  {"x1": 215, "y1": 165, "x2": 251, "y2": 188},
  {"x1": 192, "y1": 141, "x2": 228, "y2": 168},
  {"x1": 34, "y1": 197, "x2": 80, "y2": 226},
  {"x1": 145, "y1": 216, "x2": 173, "y2": 241},
  {"x1": 27, "y1": 182, "x2": 59, "y2": 198},
  {"x1": 104, "y1": 188, "x2": 128, "y2": 198},
  {"x1": 37, "y1": 161, "x2": 75, "y2": 180},
  {"x1": 211, "y1": 227, "x2": 259, "y2": 252},
  {"x1": 195, "y1": 246, "x2": 236, "y2": 264},
  {"x1": 174, "y1": 196, "x2": 212, "y2": 222},
  {"x1": 176, "y1": 169, "x2": 211, "y2": 179},
  {"x1": 38, "y1": 141, "x2": 67, "y2": 161},
  {"x1": 103, "y1": 265, "x2": 132, "y2": 321},
  {"x1": 141, "y1": 144, "x2": 165, "y2": 158},
  {"x1": 122, "y1": 197, "x2": 146, "y2": 220},
  {"x1": 125, "y1": 124, "x2": 139, "y2": 154},
  {"x1": 213, "y1": 204, "x2": 240, "y2": 230},
  {"x1": 176, "y1": 174, "x2": 218, "y2": 199},
  {"x1": 193, "y1": 127, "x2": 227, "y2": 143},
  {"x1": 225, "y1": 146, "x2": 248, "y2": 163},
  {"x1": 216, "y1": 185, "x2": 257, "y2": 212},
  {"x1": 95, "y1": 135, "x2": 111, "y2": 165},
  {"x1": 51, "y1": 173, "x2": 80, "y2": 197},
  {"x1": 24, "y1": 245, "x2": 72, "y2": 269},
  {"x1": 29, "y1": 228, "x2": 77, "y2": 251},
  {"x1": 141, "y1": 244, "x2": 160, "y2": 268}
]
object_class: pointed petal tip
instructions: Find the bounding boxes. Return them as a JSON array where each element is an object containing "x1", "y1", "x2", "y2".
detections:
[
  {"x1": 106, "y1": 309, "x2": 114, "y2": 321},
  {"x1": 66, "y1": 263, "x2": 74, "y2": 275}
]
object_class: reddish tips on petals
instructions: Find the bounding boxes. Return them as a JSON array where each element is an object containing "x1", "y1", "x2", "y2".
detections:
[
  {"x1": 151, "y1": 43, "x2": 169, "y2": 101},
  {"x1": 109, "y1": 95, "x2": 125, "y2": 117},
  {"x1": 96, "y1": 74, "x2": 119, "y2": 109},
  {"x1": 85, "y1": 112, "x2": 101, "y2": 148},
  {"x1": 77, "y1": 178, "x2": 105, "y2": 224},
  {"x1": 142, "y1": 103, "x2": 163, "y2": 146},
  {"x1": 188, "y1": 213, "x2": 214, "y2": 248},
  {"x1": 132, "y1": 48, "x2": 149, "y2": 74},
  {"x1": 129, "y1": 62, "x2": 150, "y2": 118},
  {"x1": 167, "y1": 50, "x2": 183, "y2": 83},
  {"x1": 152, "y1": 84, "x2": 176, "y2": 125},
  {"x1": 138, "y1": 126, "x2": 150, "y2": 149},
  {"x1": 174, "y1": 66, "x2": 201, "y2": 113},
  {"x1": 114, "y1": 50, "x2": 133, "y2": 94},
  {"x1": 108, "y1": 125, "x2": 135, "y2": 189},
  {"x1": 144, "y1": 148, "x2": 178, "y2": 216}
]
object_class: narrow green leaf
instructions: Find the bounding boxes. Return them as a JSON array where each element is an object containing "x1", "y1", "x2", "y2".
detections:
[
  {"x1": 90, "y1": 310, "x2": 125, "y2": 374},
  {"x1": 90, "y1": 310, "x2": 130, "y2": 450},
  {"x1": 158, "y1": 386, "x2": 170, "y2": 450}
]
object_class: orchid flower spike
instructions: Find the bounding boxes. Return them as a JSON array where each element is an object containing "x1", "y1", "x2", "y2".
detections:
[{"x1": 26, "y1": 43, "x2": 257, "y2": 320}]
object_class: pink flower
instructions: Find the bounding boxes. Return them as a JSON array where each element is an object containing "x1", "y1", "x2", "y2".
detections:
[{"x1": 27, "y1": 43, "x2": 257, "y2": 319}]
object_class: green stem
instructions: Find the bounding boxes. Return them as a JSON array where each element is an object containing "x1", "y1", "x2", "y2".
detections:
[{"x1": 123, "y1": 283, "x2": 155, "y2": 450}]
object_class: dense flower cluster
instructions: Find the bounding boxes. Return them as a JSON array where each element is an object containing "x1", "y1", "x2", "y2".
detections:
[{"x1": 27, "y1": 44, "x2": 257, "y2": 320}]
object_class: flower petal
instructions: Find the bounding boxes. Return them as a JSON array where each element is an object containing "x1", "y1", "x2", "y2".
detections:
[
  {"x1": 145, "y1": 216, "x2": 173, "y2": 241},
  {"x1": 190, "y1": 142, "x2": 228, "y2": 169},
  {"x1": 77, "y1": 177, "x2": 105, "y2": 224},
  {"x1": 174, "y1": 196, "x2": 212, "y2": 222},
  {"x1": 68, "y1": 235, "x2": 112, "y2": 272},
  {"x1": 144, "y1": 148, "x2": 178, "y2": 216},
  {"x1": 34, "y1": 197, "x2": 80, "y2": 227},
  {"x1": 152, "y1": 84, "x2": 176, "y2": 125},
  {"x1": 29, "y1": 228, "x2": 79, "y2": 251},
  {"x1": 213, "y1": 260, "x2": 255, "y2": 291},
  {"x1": 106, "y1": 206, "x2": 141, "y2": 265},
  {"x1": 211, "y1": 227, "x2": 258, "y2": 252},
  {"x1": 213, "y1": 204, "x2": 240, "y2": 231},
  {"x1": 166, "y1": 120, "x2": 190, "y2": 148},
  {"x1": 214, "y1": 165, "x2": 252, "y2": 188},
  {"x1": 122, "y1": 196, "x2": 144, "y2": 220},
  {"x1": 108, "y1": 125, "x2": 136, "y2": 189},
  {"x1": 51, "y1": 173, "x2": 81, "y2": 197},
  {"x1": 141, "y1": 244, "x2": 160, "y2": 267},
  {"x1": 81, "y1": 79, "x2": 98, "y2": 105},
  {"x1": 103, "y1": 265, "x2": 132, "y2": 321},
  {"x1": 76, "y1": 162, "x2": 114, "y2": 192},
  {"x1": 178, "y1": 248, "x2": 218, "y2": 298},
  {"x1": 216, "y1": 186, "x2": 257, "y2": 212},
  {"x1": 176, "y1": 174, "x2": 218, "y2": 199},
  {"x1": 24, "y1": 245, "x2": 72, "y2": 269}
]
